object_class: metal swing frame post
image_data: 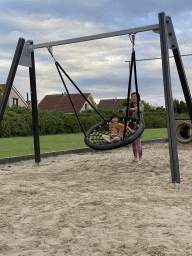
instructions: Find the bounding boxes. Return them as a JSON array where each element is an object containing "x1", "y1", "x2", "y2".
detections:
[
  {"x1": 0, "y1": 38, "x2": 25, "y2": 124},
  {"x1": 0, "y1": 38, "x2": 40, "y2": 164},
  {"x1": 28, "y1": 40, "x2": 41, "y2": 164},
  {"x1": 159, "y1": 12, "x2": 180, "y2": 188},
  {"x1": 166, "y1": 17, "x2": 192, "y2": 121}
]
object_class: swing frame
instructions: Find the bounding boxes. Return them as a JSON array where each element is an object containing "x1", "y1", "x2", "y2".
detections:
[{"x1": 1, "y1": 12, "x2": 192, "y2": 188}]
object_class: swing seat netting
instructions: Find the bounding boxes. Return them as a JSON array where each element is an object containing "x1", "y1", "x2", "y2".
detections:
[{"x1": 84, "y1": 116, "x2": 144, "y2": 150}]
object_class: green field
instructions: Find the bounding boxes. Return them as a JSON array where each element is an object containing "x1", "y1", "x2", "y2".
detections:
[{"x1": 0, "y1": 128, "x2": 168, "y2": 158}]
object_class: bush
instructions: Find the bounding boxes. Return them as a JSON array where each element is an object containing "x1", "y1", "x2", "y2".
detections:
[
  {"x1": 38, "y1": 111, "x2": 59, "y2": 135},
  {"x1": 0, "y1": 107, "x2": 80, "y2": 137},
  {"x1": 174, "y1": 112, "x2": 189, "y2": 118},
  {"x1": 0, "y1": 109, "x2": 29, "y2": 137},
  {"x1": 144, "y1": 112, "x2": 167, "y2": 128},
  {"x1": 63, "y1": 113, "x2": 81, "y2": 133},
  {"x1": 0, "y1": 105, "x2": 190, "y2": 138},
  {"x1": 38, "y1": 110, "x2": 81, "y2": 135},
  {"x1": 80, "y1": 108, "x2": 116, "y2": 120},
  {"x1": 79, "y1": 115, "x2": 101, "y2": 132}
]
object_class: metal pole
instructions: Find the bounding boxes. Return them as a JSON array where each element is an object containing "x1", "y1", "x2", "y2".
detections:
[
  {"x1": 0, "y1": 38, "x2": 25, "y2": 124},
  {"x1": 165, "y1": 16, "x2": 192, "y2": 123},
  {"x1": 19, "y1": 24, "x2": 160, "y2": 68},
  {"x1": 159, "y1": 12, "x2": 180, "y2": 188},
  {"x1": 28, "y1": 40, "x2": 41, "y2": 164},
  {"x1": 173, "y1": 49, "x2": 192, "y2": 122},
  {"x1": 33, "y1": 24, "x2": 159, "y2": 50}
]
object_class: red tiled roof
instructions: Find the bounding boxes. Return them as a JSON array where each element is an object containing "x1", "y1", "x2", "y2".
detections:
[
  {"x1": 97, "y1": 98, "x2": 124, "y2": 110},
  {"x1": 38, "y1": 93, "x2": 93, "y2": 113}
]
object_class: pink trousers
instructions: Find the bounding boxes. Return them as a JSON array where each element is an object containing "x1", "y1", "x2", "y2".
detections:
[{"x1": 132, "y1": 138, "x2": 142, "y2": 160}]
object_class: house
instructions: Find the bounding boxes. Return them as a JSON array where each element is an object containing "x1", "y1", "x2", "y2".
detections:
[
  {"x1": 0, "y1": 84, "x2": 28, "y2": 108},
  {"x1": 97, "y1": 98, "x2": 124, "y2": 110},
  {"x1": 38, "y1": 93, "x2": 97, "y2": 113}
]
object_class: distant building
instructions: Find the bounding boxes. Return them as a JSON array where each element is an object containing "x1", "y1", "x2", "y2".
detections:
[
  {"x1": 38, "y1": 93, "x2": 96, "y2": 113},
  {"x1": 0, "y1": 84, "x2": 28, "y2": 108},
  {"x1": 97, "y1": 98, "x2": 124, "y2": 110}
]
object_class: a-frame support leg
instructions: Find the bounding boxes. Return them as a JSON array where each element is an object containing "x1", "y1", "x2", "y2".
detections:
[
  {"x1": 0, "y1": 38, "x2": 25, "y2": 124},
  {"x1": 165, "y1": 16, "x2": 192, "y2": 123},
  {"x1": 159, "y1": 12, "x2": 180, "y2": 188},
  {"x1": 28, "y1": 40, "x2": 41, "y2": 164}
]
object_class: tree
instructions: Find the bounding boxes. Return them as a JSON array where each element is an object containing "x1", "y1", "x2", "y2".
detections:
[
  {"x1": 155, "y1": 106, "x2": 165, "y2": 111},
  {"x1": 173, "y1": 99, "x2": 180, "y2": 113},
  {"x1": 118, "y1": 98, "x2": 131, "y2": 108},
  {"x1": 179, "y1": 100, "x2": 188, "y2": 113},
  {"x1": 141, "y1": 100, "x2": 152, "y2": 111},
  {"x1": 173, "y1": 98, "x2": 188, "y2": 114}
]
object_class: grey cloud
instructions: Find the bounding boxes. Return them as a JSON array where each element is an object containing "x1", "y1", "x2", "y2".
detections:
[{"x1": 0, "y1": 0, "x2": 192, "y2": 107}]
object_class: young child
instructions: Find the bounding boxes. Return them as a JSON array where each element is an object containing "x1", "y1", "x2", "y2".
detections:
[{"x1": 102, "y1": 113, "x2": 135, "y2": 144}]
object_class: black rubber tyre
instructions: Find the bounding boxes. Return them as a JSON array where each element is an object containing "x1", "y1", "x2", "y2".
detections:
[
  {"x1": 84, "y1": 116, "x2": 145, "y2": 150},
  {"x1": 176, "y1": 121, "x2": 192, "y2": 144}
]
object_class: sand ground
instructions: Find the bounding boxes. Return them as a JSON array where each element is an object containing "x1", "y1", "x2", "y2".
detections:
[{"x1": 0, "y1": 142, "x2": 192, "y2": 256}]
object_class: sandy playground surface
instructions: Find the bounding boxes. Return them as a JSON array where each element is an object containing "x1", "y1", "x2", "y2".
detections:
[{"x1": 0, "y1": 142, "x2": 192, "y2": 256}]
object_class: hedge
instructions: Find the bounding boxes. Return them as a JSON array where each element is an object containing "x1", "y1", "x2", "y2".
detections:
[
  {"x1": 0, "y1": 105, "x2": 189, "y2": 138},
  {"x1": 143, "y1": 112, "x2": 167, "y2": 128}
]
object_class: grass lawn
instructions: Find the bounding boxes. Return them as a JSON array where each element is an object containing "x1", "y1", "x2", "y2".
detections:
[{"x1": 0, "y1": 128, "x2": 168, "y2": 158}]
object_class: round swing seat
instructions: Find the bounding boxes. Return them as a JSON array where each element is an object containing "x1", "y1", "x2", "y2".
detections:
[{"x1": 84, "y1": 116, "x2": 145, "y2": 150}]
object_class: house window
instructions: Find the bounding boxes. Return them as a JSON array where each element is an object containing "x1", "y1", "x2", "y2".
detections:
[
  {"x1": 13, "y1": 98, "x2": 18, "y2": 107},
  {"x1": 85, "y1": 103, "x2": 88, "y2": 110}
]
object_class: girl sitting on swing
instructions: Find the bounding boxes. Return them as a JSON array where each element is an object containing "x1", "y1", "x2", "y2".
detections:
[{"x1": 102, "y1": 113, "x2": 135, "y2": 144}]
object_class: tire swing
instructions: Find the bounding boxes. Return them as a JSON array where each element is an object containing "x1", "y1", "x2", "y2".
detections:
[{"x1": 47, "y1": 38, "x2": 144, "y2": 151}]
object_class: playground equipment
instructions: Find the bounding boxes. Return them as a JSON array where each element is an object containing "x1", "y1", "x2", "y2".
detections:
[
  {"x1": 45, "y1": 37, "x2": 144, "y2": 150},
  {"x1": 175, "y1": 117, "x2": 192, "y2": 144},
  {"x1": 1, "y1": 12, "x2": 192, "y2": 189}
]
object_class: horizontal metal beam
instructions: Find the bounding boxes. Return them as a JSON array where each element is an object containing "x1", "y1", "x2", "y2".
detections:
[{"x1": 33, "y1": 24, "x2": 159, "y2": 49}]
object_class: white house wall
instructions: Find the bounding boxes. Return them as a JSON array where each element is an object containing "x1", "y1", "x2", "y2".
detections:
[
  {"x1": 7, "y1": 89, "x2": 28, "y2": 107},
  {"x1": 80, "y1": 97, "x2": 93, "y2": 112}
]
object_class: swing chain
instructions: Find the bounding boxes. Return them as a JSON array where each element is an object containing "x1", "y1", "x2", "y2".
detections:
[
  {"x1": 47, "y1": 46, "x2": 57, "y2": 62},
  {"x1": 129, "y1": 33, "x2": 136, "y2": 51}
]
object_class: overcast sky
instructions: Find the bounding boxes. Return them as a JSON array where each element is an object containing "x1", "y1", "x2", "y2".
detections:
[{"x1": 0, "y1": 0, "x2": 192, "y2": 107}]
